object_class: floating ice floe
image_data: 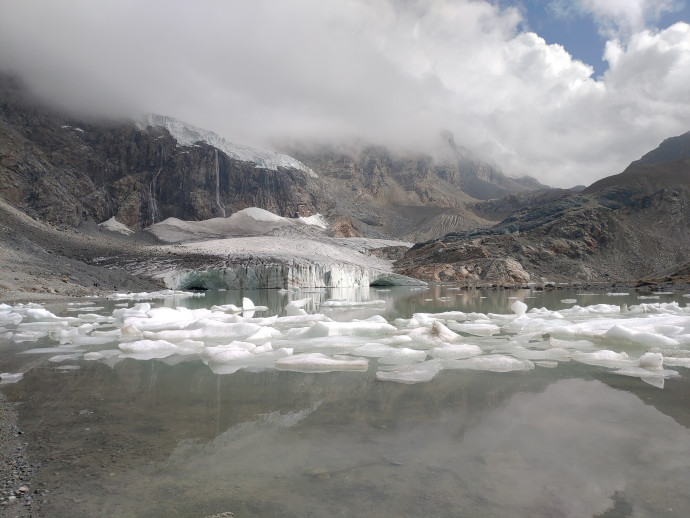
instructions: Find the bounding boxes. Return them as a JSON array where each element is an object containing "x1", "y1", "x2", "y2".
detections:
[{"x1": 3, "y1": 294, "x2": 690, "y2": 388}]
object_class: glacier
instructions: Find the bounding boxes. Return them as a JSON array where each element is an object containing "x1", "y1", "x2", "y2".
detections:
[
  {"x1": 140, "y1": 114, "x2": 317, "y2": 177},
  {"x1": 139, "y1": 207, "x2": 423, "y2": 290}
]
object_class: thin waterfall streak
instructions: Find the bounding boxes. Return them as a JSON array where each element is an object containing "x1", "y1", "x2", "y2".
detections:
[{"x1": 215, "y1": 149, "x2": 225, "y2": 217}]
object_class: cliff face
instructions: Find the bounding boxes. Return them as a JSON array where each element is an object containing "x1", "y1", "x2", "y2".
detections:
[
  {"x1": 395, "y1": 135, "x2": 690, "y2": 286},
  {"x1": 0, "y1": 74, "x2": 334, "y2": 230}
]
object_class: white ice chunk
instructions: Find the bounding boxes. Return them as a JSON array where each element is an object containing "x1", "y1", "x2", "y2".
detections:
[
  {"x1": 275, "y1": 353, "x2": 368, "y2": 372},
  {"x1": 429, "y1": 343, "x2": 482, "y2": 359},
  {"x1": 352, "y1": 343, "x2": 398, "y2": 357},
  {"x1": 119, "y1": 339, "x2": 184, "y2": 359},
  {"x1": 446, "y1": 321, "x2": 500, "y2": 337},
  {"x1": 297, "y1": 321, "x2": 396, "y2": 338},
  {"x1": 285, "y1": 298, "x2": 311, "y2": 316},
  {"x1": 572, "y1": 350, "x2": 634, "y2": 368},
  {"x1": 376, "y1": 348, "x2": 429, "y2": 365},
  {"x1": 202, "y1": 342, "x2": 257, "y2": 363},
  {"x1": 210, "y1": 304, "x2": 241, "y2": 313},
  {"x1": 511, "y1": 300, "x2": 528, "y2": 316},
  {"x1": 662, "y1": 357, "x2": 690, "y2": 368},
  {"x1": 560, "y1": 299, "x2": 577, "y2": 304},
  {"x1": 0, "y1": 312, "x2": 22, "y2": 325},
  {"x1": 604, "y1": 325, "x2": 679, "y2": 348},
  {"x1": 245, "y1": 326, "x2": 283, "y2": 342},
  {"x1": 638, "y1": 352, "x2": 663, "y2": 371}
]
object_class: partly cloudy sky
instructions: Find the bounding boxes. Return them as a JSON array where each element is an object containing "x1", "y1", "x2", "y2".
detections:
[{"x1": 1, "y1": 0, "x2": 689, "y2": 187}]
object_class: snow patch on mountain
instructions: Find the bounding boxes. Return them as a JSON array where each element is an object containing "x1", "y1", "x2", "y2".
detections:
[
  {"x1": 140, "y1": 114, "x2": 317, "y2": 178},
  {"x1": 98, "y1": 217, "x2": 134, "y2": 235}
]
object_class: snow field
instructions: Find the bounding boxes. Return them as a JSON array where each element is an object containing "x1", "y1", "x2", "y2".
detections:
[{"x1": 1, "y1": 295, "x2": 690, "y2": 386}]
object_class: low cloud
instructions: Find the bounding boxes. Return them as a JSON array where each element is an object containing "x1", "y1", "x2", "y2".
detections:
[{"x1": 0, "y1": 0, "x2": 688, "y2": 187}]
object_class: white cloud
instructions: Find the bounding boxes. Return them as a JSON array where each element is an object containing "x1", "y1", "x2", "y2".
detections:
[
  {"x1": 570, "y1": 0, "x2": 680, "y2": 38},
  {"x1": 0, "y1": 0, "x2": 688, "y2": 188}
]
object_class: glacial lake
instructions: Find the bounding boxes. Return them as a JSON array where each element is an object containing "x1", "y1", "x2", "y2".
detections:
[{"x1": 2, "y1": 286, "x2": 690, "y2": 517}]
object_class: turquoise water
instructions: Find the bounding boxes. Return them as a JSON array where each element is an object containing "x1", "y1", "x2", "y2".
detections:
[{"x1": 1, "y1": 286, "x2": 690, "y2": 517}]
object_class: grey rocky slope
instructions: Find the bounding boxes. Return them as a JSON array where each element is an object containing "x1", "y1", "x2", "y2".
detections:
[
  {"x1": 395, "y1": 131, "x2": 690, "y2": 287},
  {"x1": 287, "y1": 138, "x2": 547, "y2": 241}
]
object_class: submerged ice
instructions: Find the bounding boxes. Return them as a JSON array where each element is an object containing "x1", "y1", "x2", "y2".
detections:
[{"x1": 2, "y1": 292, "x2": 690, "y2": 387}]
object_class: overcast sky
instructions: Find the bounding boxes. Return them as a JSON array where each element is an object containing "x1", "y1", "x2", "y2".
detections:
[{"x1": 1, "y1": 0, "x2": 689, "y2": 187}]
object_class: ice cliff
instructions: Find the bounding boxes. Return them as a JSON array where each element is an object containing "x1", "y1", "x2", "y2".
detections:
[{"x1": 140, "y1": 208, "x2": 425, "y2": 289}]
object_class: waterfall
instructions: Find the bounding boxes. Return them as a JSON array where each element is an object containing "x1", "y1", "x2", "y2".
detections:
[
  {"x1": 215, "y1": 149, "x2": 225, "y2": 217},
  {"x1": 148, "y1": 144, "x2": 163, "y2": 225}
]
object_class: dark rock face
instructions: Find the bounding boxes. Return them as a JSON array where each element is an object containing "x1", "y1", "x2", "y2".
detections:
[
  {"x1": 396, "y1": 135, "x2": 690, "y2": 285},
  {"x1": 0, "y1": 73, "x2": 334, "y2": 230}
]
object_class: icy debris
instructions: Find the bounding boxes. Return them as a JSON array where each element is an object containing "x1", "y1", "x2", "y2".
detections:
[{"x1": 561, "y1": 299, "x2": 577, "y2": 304}]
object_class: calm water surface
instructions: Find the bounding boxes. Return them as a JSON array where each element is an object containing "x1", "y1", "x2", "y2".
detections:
[{"x1": 1, "y1": 286, "x2": 690, "y2": 517}]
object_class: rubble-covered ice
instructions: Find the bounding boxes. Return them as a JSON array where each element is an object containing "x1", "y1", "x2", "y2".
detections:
[{"x1": 2, "y1": 293, "x2": 690, "y2": 388}]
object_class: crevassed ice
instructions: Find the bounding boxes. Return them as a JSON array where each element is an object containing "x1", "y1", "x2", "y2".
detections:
[{"x1": 3, "y1": 293, "x2": 690, "y2": 388}]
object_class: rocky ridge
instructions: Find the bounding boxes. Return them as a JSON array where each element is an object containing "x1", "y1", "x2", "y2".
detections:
[{"x1": 395, "y1": 132, "x2": 690, "y2": 287}]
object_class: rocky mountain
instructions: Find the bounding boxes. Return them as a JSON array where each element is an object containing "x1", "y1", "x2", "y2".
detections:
[
  {"x1": 1, "y1": 72, "x2": 546, "y2": 242},
  {"x1": 288, "y1": 139, "x2": 547, "y2": 241},
  {"x1": 395, "y1": 132, "x2": 690, "y2": 287},
  {"x1": 0, "y1": 73, "x2": 333, "y2": 230}
]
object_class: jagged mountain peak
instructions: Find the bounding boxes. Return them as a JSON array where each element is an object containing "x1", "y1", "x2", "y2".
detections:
[{"x1": 140, "y1": 114, "x2": 317, "y2": 177}]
